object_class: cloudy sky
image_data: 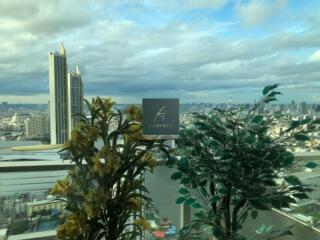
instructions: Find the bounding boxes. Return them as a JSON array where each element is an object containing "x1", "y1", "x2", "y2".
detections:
[{"x1": 1, "y1": 0, "x2": 320, "y2": 104}]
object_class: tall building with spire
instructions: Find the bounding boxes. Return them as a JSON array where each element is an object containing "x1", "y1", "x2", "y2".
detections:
[
  {"x1": 68, "y1": 65, "x2": 83, "y2": 136},
  {"x1": 48, "y1": 43, "x2": 69, "y2": 144},
  {"x1": 49, "y1": 43, "x2": 84, "y2": 144}
]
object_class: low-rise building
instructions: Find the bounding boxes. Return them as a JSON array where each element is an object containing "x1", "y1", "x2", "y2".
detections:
[
  {"x1": 26, "y1": 199, "x2": 65, "y2": 218},
  {"x1": 14, "y1": 199, "x2": 26, "y2": 216}
]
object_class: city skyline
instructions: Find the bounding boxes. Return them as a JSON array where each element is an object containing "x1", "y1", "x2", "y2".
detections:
[
  {"x1": 1, "y1": 2, "x2": 320, "y2": 239},
  {"x1": 1, "y1": 0, "x2": 320, "y2": 104}
]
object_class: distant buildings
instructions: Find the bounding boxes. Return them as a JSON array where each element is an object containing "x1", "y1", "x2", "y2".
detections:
[
  {"x1": 26, "y1": 198, "x2": 65, "y2": 218},
  {"x1": 291, "y1": 100, "x2": 296, "y2": 113},
  {"x1": 299, "y1": 102, "x2": 307, "y2": 115},
  {"x1": 48, "y1": 43, "x2": 83, "y2": 144},
  {"x1": 25, "y1": 115, "x2": 49, "y2": 138},
  {"x1": 14, "y1": 199, "x2": 25, "y2": 216},
  {"x1": 0, "y1": 102, "x2": 8, "y2": 110}
]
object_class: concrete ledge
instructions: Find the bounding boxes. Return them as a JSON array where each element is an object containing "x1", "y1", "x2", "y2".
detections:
[
  {"x1": 7, "y1": 230, "x2": 56, "y2": 240},
  {"x1": 0, "y1": 160, "x2": 74, "y2": 172},
  {"x1": 11, "y1": 144, "x2": 63, "y2": 152}
]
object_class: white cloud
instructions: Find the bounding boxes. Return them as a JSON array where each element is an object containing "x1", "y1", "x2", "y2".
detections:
[
  {"x1": 138, "y1": 0, "x2": 229, "y2": 11},
  {"x1": 0, "y1": 0, "x2": 320, "y2": 103},
  {"x1": 183, "y1": 0, "x2": 229, "y2": 10},
  {"x1": 235, "y1": 0, "x2": 287, "y2": 25},
  {"x1": 309, "y1": 50, "x2": 320, "y2": 62},
  {"x1": 0, "y1": 0, "x2": 92, "y2": 37}
]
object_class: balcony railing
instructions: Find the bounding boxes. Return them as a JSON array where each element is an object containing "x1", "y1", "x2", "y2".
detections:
[{"x1": 1, "y1": 152, "x2": 320, "y2": 239}]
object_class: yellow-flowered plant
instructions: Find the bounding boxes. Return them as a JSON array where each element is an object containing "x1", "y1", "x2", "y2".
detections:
[
  {"x1": 141, "y1": 153, "x2": 158, "y2": 172},
  {"x1": 57, "y1": 212, "x2": 86, "y2": 239},
  {"x1": 134, "y1": 217, "x2": 152, "y2": 231},
  {"x1": 51, "y1": 97, "x2": 171, "y2": 240},
  {"x1": 126, "y1": 197, "x2": 144, "y2": 211},
  {"x1": 50, "y1": 177, "x2": 73, "y2": 196}
]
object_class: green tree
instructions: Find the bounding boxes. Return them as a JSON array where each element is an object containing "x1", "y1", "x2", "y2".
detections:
[
  {"x1": 168, "y1": 85, "x2": 318, "y2": 240},
  {"x1": 51, "y1": 97, "x2": 170, "y2": 240},
  {"x1": 10, "y1": 219, "x2": 29, "y2": 234}
]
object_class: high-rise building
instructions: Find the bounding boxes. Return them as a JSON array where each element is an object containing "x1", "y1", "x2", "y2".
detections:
[
  {"x1": 49, "y1": 43, "x2": 68, "y2": 144},
  {"x1": 291, "y1": 100, "x2": 296, "y2": 113},
  {"x1": 68, "y1": 65, "x2": 83, "y2": 136},
  {"x1": 25, "y1": 114, "x2": 49, "y2": 138},
  {"x1": 299, "y1": 102, "x2": 307, "y2": 115}
]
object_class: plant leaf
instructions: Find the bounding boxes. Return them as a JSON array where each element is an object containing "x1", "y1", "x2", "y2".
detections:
[
  {"x1": 263, "y1": 84, "x2": 278, "y2": 95},
  {"x1": 171, "y1": 172, "x2": 182, "y2": 180},
  {"x1": 211, "y1": 195, "x2": 220, "y2": 203},
  {"x1": 306, "y1": 162, "x2": 317, "y2": 169},
  {"x1": 284, "y1": 175, "x2": 302, "y2": 186},
  {"x1": 176, "y1": 196, "x2": 186, "y2": 204},
  {"x1": 179, "y1": 187, "x2": 190, "y2": 195},
  {"x1": 185, "y1": 198, "x2": 196, "y2": 206},
  {"x1": 191, "y1": 202, "x2": 202, "y2": 209},
  {"x1": 181, "y1": 177, "x2": 191, "y2": 184}
]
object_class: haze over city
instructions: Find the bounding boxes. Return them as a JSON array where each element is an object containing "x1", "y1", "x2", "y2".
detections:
[{"x1": 1, "y1": 0, "x2": 320, "y2": 103}]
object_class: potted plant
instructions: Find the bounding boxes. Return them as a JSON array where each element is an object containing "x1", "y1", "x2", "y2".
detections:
[
  {"x1": 169, "y1": 85, "x2": 319, "y2": 240},
  {"x1": 51, "y1": 97, "x2": 171, "y2": 240}
]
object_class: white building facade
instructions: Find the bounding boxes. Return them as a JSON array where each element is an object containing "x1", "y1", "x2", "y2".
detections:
[{"x1": 25, "y1": 114, "x2": 49, "y2": 138}]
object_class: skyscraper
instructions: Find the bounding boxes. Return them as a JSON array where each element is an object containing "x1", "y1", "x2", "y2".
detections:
[
  {"x1": 291, "y1": 100, "x2": 296, "y2": 113},
  {"x1": 299, "y1": 102, "x2": 307, "y2": 115},
  {"x1": 68, "y1": 65, "x2": 83, "y2": 136},
  {"x1": 49, "y1": 43, "x2": 68, "y2": 144}
]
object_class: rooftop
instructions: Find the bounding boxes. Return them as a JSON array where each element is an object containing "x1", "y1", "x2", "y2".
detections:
[
  {"x1": 294, "y1": 151, "x2": 320, "y2": 161},
  {"x1": 27, "y1": 199, "x2": 65, "y2": 207}
]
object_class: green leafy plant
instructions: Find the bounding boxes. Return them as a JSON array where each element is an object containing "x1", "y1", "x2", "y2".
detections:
[
  {"x1": 168, "y1": 85, "x2": 319, "y2": 240},
  {"x1": 51, "y1": 97, "x2": 170, "y2": 240}
]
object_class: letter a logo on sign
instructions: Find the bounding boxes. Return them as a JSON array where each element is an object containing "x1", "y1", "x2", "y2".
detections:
[{"x1": 154, "y1": 106, "x2": 167, "y2": 123}]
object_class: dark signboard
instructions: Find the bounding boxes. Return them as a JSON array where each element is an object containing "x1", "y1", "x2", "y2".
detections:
[{"x1": 142, "y1": 98, "x2": 179, "y2": 139}]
